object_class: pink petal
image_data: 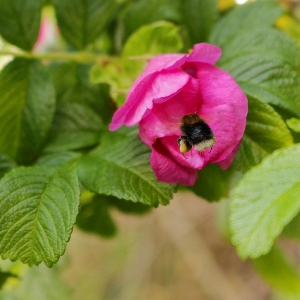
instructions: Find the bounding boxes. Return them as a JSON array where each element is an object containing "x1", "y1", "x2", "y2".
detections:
[
  {"x1": 161, "y1": 136, "x2": 205, "y2": 169},
  {"x1": 218, "y1": 139, "x2": 242, "y2": 169},
  {"x1": 195, "y1": 63, "x2": 248, "y2": 166},
  {"x1": 151, "y1": 139, "x2": 198, "y2": 185},
  {"x1": 139, "y1": 77, "x2": 202, "y2": 145},
  {"x1": 127, "y1": 54, "x2": 187, "y2": 95},
  {"x1": 186, "y1": 43, "x2": 222, "y2": 65},
  {"x1": 110, "y1": 69, "x2": 190, "y2": 130},
  {"x1": 139, "y1": 93, "x2": 187, "y2": 145}
]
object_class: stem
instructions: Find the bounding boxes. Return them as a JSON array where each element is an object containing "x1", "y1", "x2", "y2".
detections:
[{"x1": 0, "y1": 49, "x2": 107, "y2": 63}]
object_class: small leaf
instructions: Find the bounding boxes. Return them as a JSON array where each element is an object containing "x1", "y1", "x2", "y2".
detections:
[
  {"x1": 0, "y1": 0, "x2": 44, "y2": 50},
  {"x1": 189, "y1": 164, "x2": 232, "y2": 202},
  {"x1": 252, "y1": 245, "x2": 300, "y2": 295},
  {"x1": 231, "y1": 97, "x2": 293, "y2": 173},
  {"x1": 287, "y1": 118, "x2": 300, "y2": 133},
  {"x1": 53, "y1": 0, "x2": 117, "y2": 49},
  {"x1": 209, "y1": 0, "x2": 282, "y2": 47},
  {"x1": 0, "y1": 58, "x2": 55, "y2": 164},
  {"x1": 77, "y1": 195, "x2": 117, "y2": 238},
  {"x1": 91, "y1": 22, "x2": 183, "y2": 107},
  {"x1": 77, "y1": 130, "x2": 176, "y2": 207},
  {"x1": 282, "y1": 213, "x2": 300, "y2": 240},
  {"x1": 0, "y1": 162, "x2": 80, "y2": 267},
  {"x1": 180, "y1": 0, "x2": 218, "y2": 44},
  {"x1": 230, "y1": 144, "x2": 300, "y2": 258},
  {"x1": 122, "y1": 21, "x2": 183, "y2": 76}
]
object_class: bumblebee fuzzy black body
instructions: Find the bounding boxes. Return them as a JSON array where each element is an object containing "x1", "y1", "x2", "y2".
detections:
[{"x1": 177, "y1": 113, "x2": 216, "y2": 155}]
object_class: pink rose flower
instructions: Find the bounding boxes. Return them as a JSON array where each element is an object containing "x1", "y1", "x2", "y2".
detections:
[{"x1": 109, "y1": 43, "x2": 248, "y2": 186}]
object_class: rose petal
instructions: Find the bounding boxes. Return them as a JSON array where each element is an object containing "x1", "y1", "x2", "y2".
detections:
[
  {"x1": 195, "y1": 63, "x2": 248, "y2": 167},
  {"x1": 139, "y1": 93, "x2": 186, "y2": 145},
  {"x1": 128, "y1": 54, "x2": 187, "y2": 95},
  {"x1": 162, "y1": 136, "x2": 205, "y2": 169},
  {"x1": 110, "y1": 69, "x2": 190, "y2": 130},
  {"x1": 218, "y1": 139, "x2": 242, "y2": 169},
  {"x1": 187, "y1": 43, "x2": 222, "y2": 65},
  {"x1": 151, "y1": 139, "x2": 198, "y2": 185}
]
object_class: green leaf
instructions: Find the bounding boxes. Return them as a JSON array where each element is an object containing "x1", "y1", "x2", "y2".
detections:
[
  {"x1": 210, "y1": 1, "x2": 300, "y2": 116},
  {"x1": 180, "y1": 0, "x2": 218, "y2": 44},
  {"x1": 209, "y1": 0, "x2": 282, "y2": 47},
  {"x1": 287, "y1": 118, "x2": 300, "y2": 133},
  {"x1": 122, "y1": 21, "x2": 183, "y2": 76},
  {"x1": 50, "y1": 63, "x2": 113, "y2": 124},
  {"x1": 218, "y1": 28, "x2": 300, "y2": 67},
  {"x1": 220, "y1": 54, "x2": 300, "y2": 117},
  {"x1": 189, "y1": 164, "x2": 232, "y2": 202},
  {"x1": 252, "y1": 245, "x2": 300, "y2": 295},
  {"x1": 282, "y1": 213, "x2": 300, "y2": 240},
  {"x1": 0, "y1": 153, "x2": 16, "y2": 179},
  {"x1": 231, "y1": 97, "x2": 293, "y2": 173},
  {"x1": 0, "y1": 162, "x2": 80, "y2": 267},
  {"x1": 0, "y1": 0, "x2": 44, "y2": 50},
  {"x1": 36, "y1": 152, "x2": 81, "y2": 168},
  {"x1": 122, "y1": 0, "x2": 181, "y2": 41},
  {"x1": 45, "y1": 102, "x2": 103, "y2": 152},
  {"x1": 0, "y1": 58, "x2": 55, "y2": 164},
  {"x1": 77, "y1": 130, "x2": 176, "y2": 207},
  {"x1": 77, "y1": 195, "x2": 117, "y2": 238},
  {"x1": 91, "y1": 22, "x2": 183, "y2": 107},
  {"x1": 230, "y1": 144, "x2": 300, "y2": 259},
  {"x1": 53, "y1": 0, "x2": 117, "y2": 49}
]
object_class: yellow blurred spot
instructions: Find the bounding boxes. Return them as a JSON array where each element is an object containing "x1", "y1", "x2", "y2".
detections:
[
  {"x1": 276, "y1": 14, "x2": 300, "y2": 46},
  {"x1": 218, "y1": 0, "x2": 236, "y2": 11}
]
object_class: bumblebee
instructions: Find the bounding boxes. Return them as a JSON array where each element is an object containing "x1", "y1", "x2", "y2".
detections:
[{"x1": 177, "y1": 113, "x2": 216, "y2": 155}]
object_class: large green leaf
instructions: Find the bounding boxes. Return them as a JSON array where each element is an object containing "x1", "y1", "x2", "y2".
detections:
[
  {"x1": 0, "y1": 162, "x2": 80, "y2": 267},
  {"x1": 45, "y1": 102, "x2": 103, "y2": 152},
  {"x1": 211, "y1": 3, "x2": 300, "y2": 117},
  {"x1": 252, "y1": 246, "x2": 300, "y2": 295},
  {"x1": 0, "y1": 0, "x2": 44, "y2": 50},
  {"x1": 0, "y1": 59, "x2": 55, "y2": 165},
  {"x1": 50, "y1": 63, "x2": 112, "y2": 124},
  {"x1": 230, "y1": 144, "x2": 300, "y2": 258},
  {"x1": 218, "y1": 28, "x2": 300, "y2": 67},
  {"x1": 180, "y1": 0, "x2": 218, "y2": 44},
  {"x1": 53, "y1": 0, "x2": 117, "y2": 49},
  {"x1": 231, "y1": 97, "x2": 293, "y2": 173},
  {"x1": 220, "y1": 54, "x2": 300, "y2": 117},
  {"x1": 209, "y1": 0, "x2": 282, "y2": 47},
  {"x1": 77, "y1": 130, "x2": 176, "y2": 207},
  {"x1": 0, "y1": 153, "x2": 16, "y2": 179}
]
